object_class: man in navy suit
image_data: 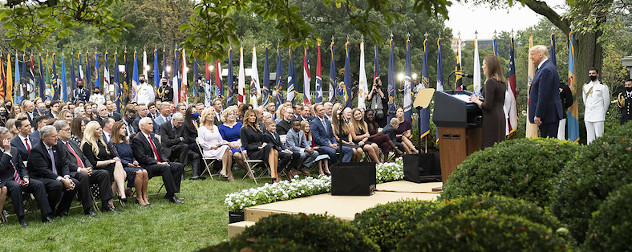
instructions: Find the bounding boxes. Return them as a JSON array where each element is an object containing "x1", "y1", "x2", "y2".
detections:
[
  {"x1": 310, "y1": 104, "x2": 353, "y2": 164},
  {"x1": 11, "y1": 117, "x2": 36, "y2": 162},
  {"x1": 528, "y1": 45, "x2": 563, "y2": 138}
]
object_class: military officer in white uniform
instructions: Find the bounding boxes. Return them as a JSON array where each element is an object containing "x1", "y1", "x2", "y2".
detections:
[
  {"x1": 89, "y1": 86, "x2": 105, "y2": 106},
  {"x1": 617, "y1": 79, "x2": 632, "y2": 125},
  {"x1": 136, "y1": 74, "x2": 156, "y2": 105},
  {"x1": 582, "y1": 68, "x2": 610, "y2": 144}
]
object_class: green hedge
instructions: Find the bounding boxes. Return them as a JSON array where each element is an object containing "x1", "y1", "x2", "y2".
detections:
[
  {"x1": 208, "y1": 213, "x2": 379, "y2": 252},
  {"x1": 440, "y1": 138, "x2": 582, "y2": 206},
  {"x1": 550, "y1": 123, "x2": 632, "y2": 243},
  {"x1": 584, "y1": 183, "x2": 632, "y2": 251},
  {"x1": 395, "y1": 214, "x2": 569, "y2": 251},
  {"x1": 203, "y1": 238, "x2": 310, "y2": 252},
  {"x1": 351, "y1": 200, "x2": 437, "y2": 251},
  {"x1": 430, "y1": 194, "x2": 565, "y2": 232}
]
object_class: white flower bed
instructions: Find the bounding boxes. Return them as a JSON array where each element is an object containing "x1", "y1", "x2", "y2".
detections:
[{"x1": 225, "y1": 158, "x2": 404, "y2": 212}]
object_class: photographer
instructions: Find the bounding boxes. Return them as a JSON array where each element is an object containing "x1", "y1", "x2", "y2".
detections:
[{"x1": 367, "y1": 76, "x2": 388, "y2": 127}]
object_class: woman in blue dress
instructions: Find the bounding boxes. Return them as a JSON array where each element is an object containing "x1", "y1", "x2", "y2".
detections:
[
  {"x1": 218, "y1": 106, "x2": 248, "y2": 172},
  {"x1": 110, "y1": 121, "x2": 150, "y2": 206}
]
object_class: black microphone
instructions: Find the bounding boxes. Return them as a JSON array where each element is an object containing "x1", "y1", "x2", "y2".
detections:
[{"x1": 457, "y1": 73, "x2": 474, "y2": 78}]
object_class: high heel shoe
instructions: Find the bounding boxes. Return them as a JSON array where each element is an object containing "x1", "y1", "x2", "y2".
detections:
[
  {"x1": 118, "y1": 196, "x2": 127, "y2": 203},
  {"x1": 219, "y1": 172, "x2": 229, "y2": 180}
]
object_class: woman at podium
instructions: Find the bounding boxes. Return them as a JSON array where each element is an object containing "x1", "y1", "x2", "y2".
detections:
[{"x1": 470, "y1": 55, "x2": 507, "y2": 149}]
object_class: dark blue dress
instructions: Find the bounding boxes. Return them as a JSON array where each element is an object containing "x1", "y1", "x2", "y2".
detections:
[
  {"x1": 219, "y1": 122, "x2": 245, "y2": 154},
  {"x1": 111, "y1": 142, "x2": 145, "y2": 187}
]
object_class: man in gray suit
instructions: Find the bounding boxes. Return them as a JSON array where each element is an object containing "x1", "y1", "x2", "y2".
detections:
[{"x1": 285, "y1": 119, "x2": 319, "y2": 171}]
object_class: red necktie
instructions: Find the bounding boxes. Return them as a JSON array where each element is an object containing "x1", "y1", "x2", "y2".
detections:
[
  {"x1": 11, "y1": 160, "x2": 23, "y2": 184},
  {"x1": 65, "y1": 142, "x2": 84, "y2": 168},
  {"x1": 147, "y1": 136, "x2": 163, "y2": 162},
  {"x1": 25, "y1": 138, "x2": 31, "y2": 152}
]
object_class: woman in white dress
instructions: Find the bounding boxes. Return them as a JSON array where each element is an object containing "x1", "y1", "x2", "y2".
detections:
[{"x1": 198, "y1": 108, "x2": 234, "y2": 181}]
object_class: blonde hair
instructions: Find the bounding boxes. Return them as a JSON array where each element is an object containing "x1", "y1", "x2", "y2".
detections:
[
  {"x1": 200, "y1": 108, "x2": 215, "y2": 126},
  {"x1": 221, "y1": 106, "x2": 237, "y2": 123},
  {"x1": 264, "y1": 118, "x2": 276, "y2": 127},
  {"x1": 81, "y1": 121, "x2": 109, "y2": 156},
  {"x1": 529, "y1": 45, "x2": 549, "y2": 59}
]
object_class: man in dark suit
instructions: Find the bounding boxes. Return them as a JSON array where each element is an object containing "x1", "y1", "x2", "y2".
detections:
[
  {"x1": 11, "y1": 117, "x2": 35, "y2": 162},
  {"x1": 309, "y1": 104, "x2": 353, "y2": 164},
  {"x1": 0, "y1": 127, "x2": 54, "y2": 226},
  {"x1": 263, "y1": 120, "x2": 301, "y2": 177},
  {"x1": 132, "y1": 117, "x2": 184, "y2": 203},
  {"x1": 528, "y1": 45, "x2": 563, "y2": 138},
  {"x1": 23, "y1": 100, "x2": 39, "y2": 126},
  {"x1": 105, "y1": 100, "x2": 123, "y2": 121},
  {"x1": 53, "y1": 120, "x2": 118, "y2": 214},
  {"x1": 26, "y1": 125, "x2": 80, "y2": 217},
  {"x1": 276, "y1": 106, "x2": 294, "y2": 135},
  {"x1": 297, "y1": 105, "x2": 314, "y2": 122},
  {"x1": 132, "y1": 104, "x2": 159, "y2": 133},
  {"x1": 30, "y1": 115, "x2": 49, "y2": 144},
  {"x1": 159, "y1": 113, "x2": 202, "y2": 180},
  {"x1": 212, "y1": 99, "x2": 223, "y2": 127}
]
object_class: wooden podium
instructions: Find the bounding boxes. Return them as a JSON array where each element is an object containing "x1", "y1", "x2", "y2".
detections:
[{"x1": 432, "y1": 90, "x2": 482, "y2": 185}]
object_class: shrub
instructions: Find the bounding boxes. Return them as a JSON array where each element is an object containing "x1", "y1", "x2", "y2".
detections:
[
  {"x1": 440, "y1": 138, "x2": 582, "y2": 206},
  {"x1": 351, "y1": 200, "x2": 437, "y2": 251},
  {"x1": 215, "y1": 213, "x2": 379, "y2": 252},
  {"x1": 550, "y1": 123, "x2": 632, "y2": 243},
  {"x1": 202, "y1": 238, "x2": 311, "y2": 252},
  {"x1": 430, "y1": 194, "x2": 564, "y2": 232},
  {"x1": 395, "y1": 214, "x2": 569, "y2": 251},
  {"x1": 584, "y1": 183, "x2": 632, "y2": 251}
]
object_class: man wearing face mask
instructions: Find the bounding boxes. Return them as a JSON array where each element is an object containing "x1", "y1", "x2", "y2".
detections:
[
  {"x1": 157, "y1": 77, "x2": 173, "y2": 102},
  {"x1": 136, "y1": 74, "x2": 156, "y2": 105},
  {"x1": 72, "y1": 80, "x2": 90, "y2": 103},
  {"x1": 582, "y1": 68, "x2": 610, "y2": 144},
  {"x1": 89, "y1": 86, "x2": 105, "y2": 106},
  {"x1": 617, "y1": 79, "x2": 632, "y2": 125},
  {"x1": 0, "y1": 107, "x2": 8, "y2": 127}
]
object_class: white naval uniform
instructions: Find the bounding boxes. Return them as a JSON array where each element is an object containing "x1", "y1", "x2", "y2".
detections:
[{"x1": 582, "y1": 80, "x2": 610, "y2": 144}]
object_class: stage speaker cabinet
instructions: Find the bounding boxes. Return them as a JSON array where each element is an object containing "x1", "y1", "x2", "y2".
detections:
[
  {"x1": 403, "y1": 153, "x2": 441, "y2": 183},
  {"x1": 331, "y1": 162, "x2": 376, "y2": 196}
]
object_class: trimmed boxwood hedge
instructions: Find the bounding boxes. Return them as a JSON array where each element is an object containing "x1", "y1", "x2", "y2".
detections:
[
  {"x1": 202, "y1": 238, "x2": 311, "y2": 252},
  {"x1": 550, "y1": 123, "x2": 632, "y2": 243},
  {"x1": 584, "y1": 183, "x2": 632, "y2": 251},
  {"x1": 430, "y1": 194, "x2": 564, "y2": 232},
  {"x1": 207, "y1": 213, "x2": 378, "y2": 252},
  {"x1": 440, "y1": 138, "x2": 582, "y2": 206},
  {"x1": 395, "y1": 214, "x2": 569, "y2": 251},
  {"x1": 351, "y1": 200, "x2": 437, "y2": 251}
]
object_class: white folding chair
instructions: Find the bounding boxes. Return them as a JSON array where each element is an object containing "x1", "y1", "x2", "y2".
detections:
[{"x1": 196, "y1": 137, "x2": 218, "y2": 180}]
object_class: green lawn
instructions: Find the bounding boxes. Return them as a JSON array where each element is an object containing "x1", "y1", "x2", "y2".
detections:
[{"x1": 0, "y1": 169, "x2": 261, "y2": 251}]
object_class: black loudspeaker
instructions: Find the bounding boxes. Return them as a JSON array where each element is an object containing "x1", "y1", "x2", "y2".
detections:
[
  {"x1": 331, "y1": 162, "x2": 376, "y2": 196},
  {"x1": 403, "y1": 152, "x2": 441, "y2": 183}
]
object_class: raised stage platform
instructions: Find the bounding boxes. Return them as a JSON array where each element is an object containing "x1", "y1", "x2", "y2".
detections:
[{"x1": 228, "y1": 180, "x2": 442, "y2": 237}]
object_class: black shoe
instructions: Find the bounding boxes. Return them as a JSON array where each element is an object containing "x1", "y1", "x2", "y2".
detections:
[
  {"x1": 199, "y1": 176, "x2": 207, "y2": 180},
  {"x1": 101, "y1": 205, "x2": 121, "y2": 213},
  {"x1": 42, "y1": 216, "x2": 54, "y2": 223},
  {"x1": 118, "y1": 196, "x2": 128, "y2": 203},
  {"x1": 55, "y1": 211, "x2": 68, "y2": 217},
  {"x1": 189, "y1": 176, "x2": 201, "y2": 180},
  {"x1": 164, "y1": 195, "x2": 184, "y2": 204},
  {"x1": 18, "y1": 217, "x2": 28, "y2": 227},
  {"x1": 84, "y1": 209, "x2": 98, "y2": 217}
]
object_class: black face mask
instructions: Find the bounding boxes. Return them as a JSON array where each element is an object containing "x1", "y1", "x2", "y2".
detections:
[
  {"x1": 162, "y1": 82, "x2": 168, "y2": 86},
  {"x1": 78, "y1": 85, "x2": 84, "y2": 89},
  {"x1": 6, "y1": 105, "x2": 11, "y2": 111},
  {"x1": 590, "y1": 75, "x2": 597, "y2": 81},
  {"x1": 0, "y1": 111, "x2": 7, "y2": 117},
  {"x1": 140, "y1": 80, "x2": 145, "y2": 84},
  {"x1": 626, "y1": 87, "x2": 632, "y2": 92}
]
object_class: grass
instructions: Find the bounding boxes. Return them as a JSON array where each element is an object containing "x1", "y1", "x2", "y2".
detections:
[{"x1": 0, "y1": 168, "x2": 262, "y2": 251}]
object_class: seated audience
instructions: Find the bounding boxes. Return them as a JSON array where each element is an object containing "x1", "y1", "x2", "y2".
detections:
[
  {"x1": 365, "y1": 109, "x2": 403, "y2": 157},
  {"x1": 394, "y1": 107, "x2": 419, "y2": 154},
  {"x1": 240, "y1": 110, "x2": 280, "y2": 183},
  {"x1": 198, "y1": 108, "x2": 234, "y2": 181},
  {"x1": 70, "y1": 117, "x2": 86, "y2": 143},
  {"x1": 132, "y1": 117, "x2": 185, "y2": 204},
  {"x1": 0, "y1": 126, "x2": 53, "y2": 226},
  {"x1": 276, "y1": 106, "x2": 294, "y2": 135},
  {"x1": 332, "y1": 104, "x2": 363, "y2": 162},
  {"x1": 350, "y1": 108, "x2": 382, "y2": 164},
  {"x1": 301, "y1": 121, "x2": 330, "y2": 175},
  {"x1": 54, "y1": 120, "x2": 118, "y2": 214},
  {"x1": 286, "y1": 118, "x2": 320, "y2": 173},
  {"x1": 111, "y1": 121, "x2": 150, "y2": 206},
  {"x1": 218, "y1": 106, "x2": 248, "y2": 172},
  {"x1": 263, "y1": 119, "x2": 301, "y2": 179},
  {"x1": 11, "y1": 116, "x2": 35, "y2": 162},
  {"x1": 81, "y1": 121, "x2": 128, "y2": 203},
  {"x1": 26, "y1": 125, "x2": 79, "y2": 219},
  {"x1": 309, "y1": 104, "x2": 353, "y2": 164},
  {"x1": 383, "y1": 118, "x2": 408, "y2": 154}
]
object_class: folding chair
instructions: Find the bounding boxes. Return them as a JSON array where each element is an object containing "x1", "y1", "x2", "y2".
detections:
[
  {"x1": 196, "y1": 137, "x2": 218, "y2": 180},
  {"x1": 239, "y1": 140, "x2": 269, "y2": 184}
]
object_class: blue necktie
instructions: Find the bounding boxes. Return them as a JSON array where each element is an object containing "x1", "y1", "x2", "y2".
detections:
[{"x1": 48, "y1": 147, "x2": 57, "y2": 175}]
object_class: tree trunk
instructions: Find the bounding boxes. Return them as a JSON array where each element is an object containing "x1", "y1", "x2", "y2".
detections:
[{"x1": 574, "y1": 31, "x2": 603, "y2": 92}]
